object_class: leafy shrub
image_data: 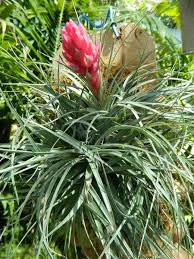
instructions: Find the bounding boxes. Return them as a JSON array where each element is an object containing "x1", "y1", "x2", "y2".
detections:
[
  {"x1": 0, "y1": 1, "x2": 194, "y2": 258},
  {"x1": 1, "y1": 45, "x2": 194, "y2": 258}
]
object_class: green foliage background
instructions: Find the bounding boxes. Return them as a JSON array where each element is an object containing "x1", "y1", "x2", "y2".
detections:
[{"x1": 0, "y1": 0, "x2": 193, "y2": 258}]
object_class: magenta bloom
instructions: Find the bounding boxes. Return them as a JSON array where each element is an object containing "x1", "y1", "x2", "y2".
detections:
[{"x1": 61, "y1": 20, "x2": 100, "y2": 97}]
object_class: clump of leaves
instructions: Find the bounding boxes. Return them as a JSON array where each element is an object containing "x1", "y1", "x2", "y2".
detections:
[{"x1": 0, "y1": 41, "x2": 194, "y2": 258}]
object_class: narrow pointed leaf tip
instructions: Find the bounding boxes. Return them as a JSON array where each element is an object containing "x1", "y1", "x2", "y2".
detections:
[{"x1": 61, "y1": 19, "x2": 100, "y2": 97}]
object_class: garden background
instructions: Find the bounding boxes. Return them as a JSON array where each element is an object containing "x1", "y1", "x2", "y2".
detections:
[{"x1": 0, "y1": 0, "x2": 194, "y2": 258}]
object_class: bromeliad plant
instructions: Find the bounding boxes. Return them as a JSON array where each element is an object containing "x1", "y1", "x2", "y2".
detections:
[{"x1": 0, "y1": 19, "x2": 194, "y2": 258}]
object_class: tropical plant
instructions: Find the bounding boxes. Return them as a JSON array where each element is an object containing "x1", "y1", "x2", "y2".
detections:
[
  {"x1": 1, "y1": 1, "x2": 194, "y2": 258},
  {"x1": 1, "y1": 20, "x2": 194, "y2": 259}
]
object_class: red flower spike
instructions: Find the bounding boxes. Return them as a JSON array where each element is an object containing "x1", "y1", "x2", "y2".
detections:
[{"x1": 61, "y1": 20, "x2": 100, "y2": 97}]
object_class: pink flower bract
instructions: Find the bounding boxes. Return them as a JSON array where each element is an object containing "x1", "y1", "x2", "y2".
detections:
[{"x1": 61, "y1": 20, "x2": 100, "y2": 97}]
